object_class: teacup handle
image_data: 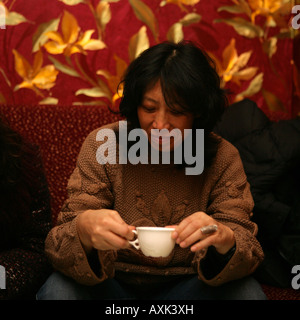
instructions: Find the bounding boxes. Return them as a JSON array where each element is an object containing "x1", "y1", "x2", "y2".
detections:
[{"x1": 128, "y1": 230, "x2": 140, "y2": 250}]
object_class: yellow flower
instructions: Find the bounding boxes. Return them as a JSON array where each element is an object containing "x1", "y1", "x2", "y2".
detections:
[
  {"x1": 246, "y1": 0, "x2": 292, "y2": 26},
  {"x1": 44, "y1": 11, "x2": 106, "y2": 56},
  {"x1": 13, "y1": 49, "x2": 58, "y2": 96},
  {"x1": 209, "y1": 38, "x2": 258, "y2": 87}
]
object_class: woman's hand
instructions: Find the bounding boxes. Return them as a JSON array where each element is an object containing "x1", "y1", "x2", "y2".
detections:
[
  {"x1": 172, "y1": 211, "x2": 235, "y2": 254},
  {"x1": 77, "y1": 209, "x2": 135, "y2": 254}
]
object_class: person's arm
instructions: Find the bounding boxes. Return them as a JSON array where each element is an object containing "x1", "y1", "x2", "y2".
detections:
[
  {"x1": 45, "y1": 128, "x2": 132, "y2": 286},
  {"x1": 191, "y1": 141, "x2": 264, "y2": 286}
]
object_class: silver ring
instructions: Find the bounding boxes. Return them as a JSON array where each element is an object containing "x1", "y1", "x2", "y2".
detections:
[{"x1": 200, "y1": 224, "x2": 218, "y2": 235}]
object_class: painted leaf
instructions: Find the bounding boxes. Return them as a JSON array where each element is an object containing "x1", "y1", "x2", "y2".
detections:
[
  {"x1": 262, "y1": 37, "x2": 277, "y2": 58},
  {"x1": 5, "y1": 11, "x2": 29, "y2": 26},
  {"x1": 167, "y1": 13, "x2": 201, "y2": 43},
  {"x1": 96, "y1": 69, "x2": 112, "y2": 79},
  {"x1": 217, "y1": 5, "x2": 245, "y2": 14},
  {"x1": 262, "y1": 88, "x2": 286, "y2": 112},
  {"x1": 233, "y1": 67, "x2": 258, "y2": 81},
  {"x1": 167, "y1": 22, "x2": 183, "y2": 43},
  {"x1": 218, "y1": 0, "x2": 252, "y2": 17},
  {"x1": 129, "y1": 26, "x2": 149, "y2": 61},
  {"x1": 59, "y1": 0, "x2": 85, "y2": 5},
  {"x1": 181, "y1": 0, "x2": 200, "y2": 4},
  {"x1": 75, "y1": 87, "x2": 111, "y2": 99},
  {"x1": 179, "y1": 12, "x2": 201, "y2": 26},
  {"x1": 39, "y1": 97, "x2": 59, "y2": 105},
  {"x1": 232, "y1": 67, "x2": 258, "y2": 85},
  {"x1": 129, "y1": 0, "x2": 159, "y2": 42},
  {"x1": 72, "y1": 101, "x2": 108, "y2": 106},
  {"x1": 83, "y1": 38, "x2": 106, "y2": 51},
  {"x1": 48, "y1": 56, "x2": 80, "y2": 77},
  {"x1": 161, "y1": 0, "x2": 200, "y2": 10},
  {"x1": 32, "y1": 18, "x2": 60, "y2": 52},
  {"x1": 215, "y1": 17, "x2": 264, "y2": 38},
  {"x1": 0, "y1": 67, "x2": 11, "y2": 87},
  {"x1": 235, "y1": 72, "x2": 263, "y2": 100},
  {"x1": 96, "y1": 1, "x2": 112, "y2": 35},
  {"x1": 233, "y1": 51, "x2": 252, "y2": 71}
]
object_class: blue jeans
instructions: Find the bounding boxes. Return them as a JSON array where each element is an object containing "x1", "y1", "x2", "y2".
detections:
[{"x1": 36, "y1": 272, "x2": 267, "y2": 300}]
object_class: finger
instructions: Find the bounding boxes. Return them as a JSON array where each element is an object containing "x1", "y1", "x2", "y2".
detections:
[
  {"x1": 178, "y1": 228, "x2": 204, "y2": 248},
  {"x1": 108, "y1": 211, "x2": 135, "y2": 241},
  {"x1": 126, "y1": 226, "x2": 136, "y2": 241},
  {"x1": 175, "y1": 217, "x2": 192, "y2": 235},
  {"x1": 102, "y1": 230, "x2": 131, "y2": 249},
  {"x1": 108, "y1": 219, "x2": 133, "y2": 240},
  {"x1": 164, "y1": 225, "x2": 178, "y2": 239},
  {"x1": 175, "y1": 220, "x2": 203, "y2": 245},
  {"x1": 190, "y1": 234, "x2": 217, "y2": 252},
  {"x1": 175, "y1": 211, "x2": 207, "y2": 236}
]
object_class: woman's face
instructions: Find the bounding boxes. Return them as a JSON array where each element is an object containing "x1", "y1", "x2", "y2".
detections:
[{"x1": 137, "y1": 81, "x2": 194, "y2": 151}]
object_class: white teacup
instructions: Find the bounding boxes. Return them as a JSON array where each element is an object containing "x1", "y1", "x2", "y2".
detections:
[{"x1": 129, "y1": 227, "x2": 176, "y2": 258}]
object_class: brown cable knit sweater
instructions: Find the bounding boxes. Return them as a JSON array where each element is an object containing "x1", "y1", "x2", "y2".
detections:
[{"x1": 45, "y1": 121, "x2": 264, "y2": 287}]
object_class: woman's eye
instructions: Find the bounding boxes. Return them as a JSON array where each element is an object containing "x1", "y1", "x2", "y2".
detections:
[
  {"x1": 142, "y1": 106, "x2": 156, "y2": 113},
  {"x1": 170, "y1": 109, "x2": 184, "y2": 116}
]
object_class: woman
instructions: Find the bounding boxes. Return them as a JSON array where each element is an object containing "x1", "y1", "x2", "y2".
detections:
[
  {"x1": 38, "y1": 41, "x2": 266, "y2": 300},
  {"x1": 0, "y1": 115, "x2": 52, "y2": 300}
]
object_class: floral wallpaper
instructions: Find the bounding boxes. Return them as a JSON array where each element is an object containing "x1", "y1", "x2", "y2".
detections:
[{"x1": 0, "y1": 0, "x2": 298, "y2": 120}]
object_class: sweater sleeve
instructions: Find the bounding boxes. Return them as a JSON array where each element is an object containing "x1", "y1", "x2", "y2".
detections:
[
  {"x1": 192, "y1": 139, "x2": 264, "y2": 286},
  {"x1": 44, "y1": 129, "x2": 117, "y2": 286}
]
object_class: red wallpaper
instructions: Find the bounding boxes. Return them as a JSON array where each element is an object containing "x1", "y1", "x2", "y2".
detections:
[{"x1": 0, "y1": 0, "x2": 298, "y2": 120}]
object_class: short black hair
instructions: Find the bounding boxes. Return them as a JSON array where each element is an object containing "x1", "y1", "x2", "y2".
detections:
[
  {"x1": 118, "y1": 40, "x2": 228, "y2": 168},
  {"x1": 119, "y1": 40, "x2": 228, "y2": 132}
]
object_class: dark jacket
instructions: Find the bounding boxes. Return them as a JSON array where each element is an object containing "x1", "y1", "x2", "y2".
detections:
[
  {"x1": 0, "y1": 137, "x2": 52, "y2": 300},
  {"x1": 214, "y1": 99, "x2": 300, "y2": 287}
]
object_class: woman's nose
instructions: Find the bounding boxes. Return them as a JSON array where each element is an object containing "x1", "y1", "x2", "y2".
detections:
[{"x1": 153, "y1": 111, "x2": 170, "y2": 130}]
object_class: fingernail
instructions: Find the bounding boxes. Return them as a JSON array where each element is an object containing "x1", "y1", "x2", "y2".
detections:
[{"x1": 180, "y1": 241, "x2": 186, "y2": 248}]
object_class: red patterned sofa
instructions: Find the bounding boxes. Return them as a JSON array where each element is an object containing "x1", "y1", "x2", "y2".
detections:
[{"x1": 0, "y1": 103, "x2": 299, "y2": 300}]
